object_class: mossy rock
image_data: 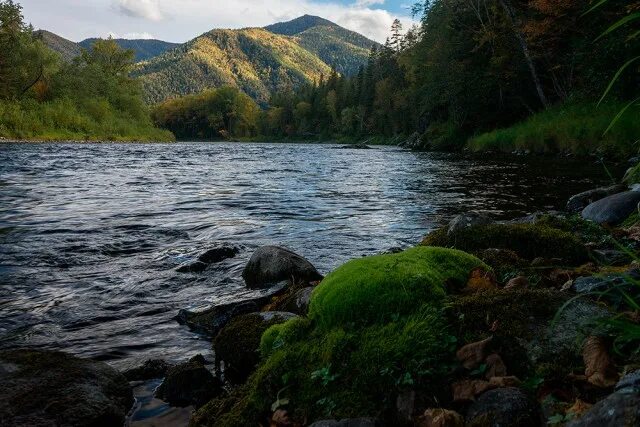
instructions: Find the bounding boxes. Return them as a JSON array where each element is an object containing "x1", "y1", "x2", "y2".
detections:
[
  {"x1": 421, "y1": 223, "x2": 588, "y2": 264},
  {"x1": 624, "y1": 162, "x2": 640, "y2": 184},
  {"x1": 214, "y1": 311, "x2": 298, "y2": 383},
  {"x1": 309, "y1": 246, "x2": 486, "y2": 330}
]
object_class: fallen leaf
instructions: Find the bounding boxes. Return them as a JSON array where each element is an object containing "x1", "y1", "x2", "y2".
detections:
[
  {"x1": 490, "y1": 320, "x2": 500, "y2": 332},
  {"x1": 504, "y1": 276, "x2": 529, "y2": 289},
  {"x1": 452, "y1": 380, "x2": 492, "y2": 402},
  {"x1": 419, "y1": 408, "x2": 464, "y2": 427},
  {"x1": 485, "y1": 353, "x2": 507, "y2": 379},
  {"x1": 566, "y1": 399, "x2": 592, "y2": 419},
  {"x1": 270, "y1": 409, "x2": 292, "y2": 427},
  {"x1": 466, "y1": 267, "x2": 497, "y2": 292},
  {"x1": 488, "y1": 376, "x2": 521, "y2": 388},
  {"x1": 456, "y1": 336, "x2": 493, "y2": 370},
  {"x1": 583, "y1": 336, "x2": 619, "y2": 388}
]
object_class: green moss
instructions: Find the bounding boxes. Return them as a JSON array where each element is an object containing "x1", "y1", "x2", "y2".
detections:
[
  {"x1": 624, "y1": 162, "x2": 640, "y2": 185},
  {"x1": 308, "y1": 246, "x2": 485, "y2": 330},
  {"x1": 422, "y1": 223, "x2": 588, "y2": 264},
  {"x1": 622, "y1": 211, "x2": 640, "y2": 227}
]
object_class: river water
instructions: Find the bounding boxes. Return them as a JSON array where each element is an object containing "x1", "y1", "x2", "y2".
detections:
[{"x1": 0, "y1": 142, "x2": 618, "y2": 370}]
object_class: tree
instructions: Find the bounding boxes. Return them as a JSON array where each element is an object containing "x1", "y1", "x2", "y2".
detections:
[{"x1": 390, "y1": 19, "x2": 404, "y2": 52}]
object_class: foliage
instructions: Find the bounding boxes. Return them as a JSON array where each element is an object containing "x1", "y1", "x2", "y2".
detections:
[
  {"x1": 421, "y1": 222, "x2": 589, "y2": 264},
  {"x1": 308, "y1": 246, "x2": 485, "y2": 330},
  {"x1": 0, "y1": 1, "x2": 172, "y2": 141},
  {"x1": 152, "y1": 87, "x2": 259, "y2": 140},
  {"x1": 466, "y1": 102, "x2": 640, "y2": 159}
]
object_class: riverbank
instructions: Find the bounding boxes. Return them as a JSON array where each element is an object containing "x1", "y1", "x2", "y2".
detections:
[{"x1": 2, "y1": 172, "x2": 640, "y2": 426}]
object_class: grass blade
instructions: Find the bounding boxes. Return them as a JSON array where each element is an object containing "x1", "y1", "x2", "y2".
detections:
[
  {"x1": 598, "y1": 56, "x2": 640, "y2": 105},
  {"x1": 596, "y1": 13, "x2": 640, "y2": 41},
  {"x1": 603, "y1": 96, "x2": 640, "y2": 135}
]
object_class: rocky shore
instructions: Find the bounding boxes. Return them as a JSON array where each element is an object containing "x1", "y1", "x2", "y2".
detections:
[{"x1": 2, "y1": 180, "x2": 640, "y2": 426}]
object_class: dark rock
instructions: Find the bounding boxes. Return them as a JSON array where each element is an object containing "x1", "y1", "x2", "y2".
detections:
[
  {"x1": 572, "y1": 269, "x2": 640, "y2": 294},
  {"x1": 176, "y1": 243, "x2": 240, "y2": 273},
  {"x1": 0, "y1": 349, "x2": 134, "y2": 426},
  {"x1": 581, "y1": 191, "x2": 640, "y2": 225},
  {"x1": 466, "y1": 388, "x2": 540, "y2": 427},
  {"x1": 508, "y1": 210, "x2": 566, "y2": 224},
  {"x1": 309, "y1": 419, "x2": 381, "y2": 427},
  {"x1": 124, "y1": 358, "x2": 172, "y2": 381},
  {"x1": 592, "y1": 249, "x2": 633, "y2": 266},
  {"x1": 242, "y1": 246, "x2": 322, "y2": 288},
  {"x1": 447, "y1": 212, "x2": 493, "y2": 235},
  {"x1": 566, "y1": 389, "x2": 640, "y2": 426},
  {"x1": 340, "y1": 142, "x2": 372, "y2": 149},
  {"x1": 214, "y1": 311, "x2": 298, "y2": 383},
  {"x1": 156, "y1": 355, "x2": 222, "y2": 408},
  {"x1": 567, "y1": 184, "x2": 627, "y2": 213},
  {"x1": 268, "y1": 286, "x2": 315, "y2": 315},
  {"x1": 176, "y1": 287, "x2": 286, "y2": 336}
]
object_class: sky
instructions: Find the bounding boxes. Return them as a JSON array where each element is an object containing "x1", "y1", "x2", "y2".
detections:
[{"x1": 19, "y1": 0, "x2": 418, "y2": 43}]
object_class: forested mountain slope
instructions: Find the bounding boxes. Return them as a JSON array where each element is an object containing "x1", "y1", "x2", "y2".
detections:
[{"x1": 79, "y1": 38, "x2": 180, "y2": 62}]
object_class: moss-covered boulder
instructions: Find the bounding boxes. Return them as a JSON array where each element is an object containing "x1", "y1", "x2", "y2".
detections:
[
  {"x1": 0, "y1": 349, "x2": 133, "y2": 426},
  {"x1": 309, "y1": 246, "x2": 486, "y2": 330},
  {"x1": 214, "y1": 311, "x2": 298, "y2": 383},
  {"x1": 192, "y1": 247, "x2": 485, "y2": 426},
  {"x1": 421, "y1": 223, "x2": 588, "y2": 264}
]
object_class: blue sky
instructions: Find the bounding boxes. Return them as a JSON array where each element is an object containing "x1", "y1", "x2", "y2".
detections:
[{"x1": 20, "y1": 0, "x2": 418, "y2": 43}]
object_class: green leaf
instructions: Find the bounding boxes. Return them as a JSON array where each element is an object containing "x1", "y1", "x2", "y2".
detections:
[
  {"x1": 603, "y1": 96, "x2": 640, "y2": 135},
  {"x1": 596, "y1": 13, "x2": 640, "y2": 41},
  {"x1": 598, "y1": 56, "x2": 640, "y2": 105},
  {"x1": 582, "y1": 0, "x2": 609, "y2": 17}
]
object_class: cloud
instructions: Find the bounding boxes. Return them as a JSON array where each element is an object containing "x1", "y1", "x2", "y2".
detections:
[
  {"x1": 354, "y1": 0, "x2": 385, "y2": 8},
  {"x1": 107, "y1": 31, "x2": 156, "y2": 39},
  {"x1": 115, "y1": 0, "x2": 163, "y2": 21}
]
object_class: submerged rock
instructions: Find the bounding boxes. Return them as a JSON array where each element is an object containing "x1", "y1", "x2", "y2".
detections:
[
  {"x1": 242, "y1": 246, "x2": 322, "y2": 288},
  {"x1": 156, "y1": 355, "x2": 222, "y2": 408},
  {"x1": 581, "y1": 191, "x2": 640, "y2": 225},
  {"x1": 214, "y1": 311, "x2": 298, "y2": 383},
  {"x1": 176, "y1": 243, "x2": 240, "y2": 273},
  {"x1": 567, "y1": 184, "x2": 627, "y2": 213},
  {"x1": 466, "y1": 388, "x2": 539, "y2": 427},
  {"x1": 340, "y1": 142, "x2": 372, "y2": 149},
  {"x1": 0, "y1": 349, "x2": 134, "y2": 426}
]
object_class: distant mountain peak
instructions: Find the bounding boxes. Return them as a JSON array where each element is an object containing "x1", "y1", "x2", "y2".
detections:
[{"x1": 264, "y1": 15, "x2": 338, "y2": 36}]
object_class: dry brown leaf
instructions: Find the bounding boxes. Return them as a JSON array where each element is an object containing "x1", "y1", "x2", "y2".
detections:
[
  {"x1": 451, "y1": 380, "x2": 493, "y2": 402},
  {"x1": 566, "y1": 399, "x2": 593, "y2": 419},
  {"x1": 456, "y1": 336, "x2": 493, "y2": 369},
  {"x1": 466, "y1": 267, "x2": 498, "y2": 292},
  {"x1": 583, "y1": 336, "x2": 619, "y2": 388},
  {"x1": 488, "y1": 376, "x2": 521, "y2": 388},
  {"x1": 504, "y1": 276, "x2": 529, "y2": 290},
  {"x1": 485, "y1": 353, "x2": 508, "y2": 379},
  {"x1": 270, "y1": 409, "x2": 292, "y2": 427},
  {"x1": 418, "y1": 408, "x2": 464, "y2": 427}
]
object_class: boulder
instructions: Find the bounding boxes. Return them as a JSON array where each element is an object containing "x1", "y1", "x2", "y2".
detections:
[
  {"x1": 214, "y1": 311, "x2": 298, "y2": 383},
  {"x1": 466, "y1": 388, "x2": 540, "y2": 427},
  {"x1": 581, "y1": 191, "x2": 640, "y2": 225},
  {"x1": 176, "y1": 285, "x2": 286, "y2": 335},
  {"x1": 268, "y1": 286, "x2": 315, "y2": 315},
  {"x1": 176, "y1": 243, "x2": 240, "y2": 273},
  {"x1": 242, "y1": 246, "x2": 322, "y2": 288},
  {"x1": 309, "y1": 419, "x2": 380, "y2": 427},
  {"x1": 156, "y1": 355, "x2": 222, "y2": 408},
  {"x1": 566, "y1": 385, "x2": 640, "y2": 426},
  {"x1": 0, "y1": 349, "x2": 134, "y2": 426},
  {"x1": 567, "y1": 184, "x2": 627, "y2": 213},
  {"x1": 447, "y1": 212, "x2": 493, "y2": 235},
  {"x1": 124, "y1": 358, "x2": 172, "y2": 381},
  {"x1": 615, "y1": 370, "x2": 640, "y2": 392},
  {"x1": 571, "y1": 269, "x2": 640, "y2": 294}
]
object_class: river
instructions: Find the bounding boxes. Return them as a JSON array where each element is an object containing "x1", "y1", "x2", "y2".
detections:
[{"x1": 0, "y1": 142, "x2": 618, "y2": 370}]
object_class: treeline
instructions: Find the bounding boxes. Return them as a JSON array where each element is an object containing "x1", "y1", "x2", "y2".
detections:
[{"x1": 0, "y1": 0, "x2": 172, "y2": 141}]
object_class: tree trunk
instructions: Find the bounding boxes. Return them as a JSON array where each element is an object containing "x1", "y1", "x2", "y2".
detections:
[{"x1": 498, "y1": 0, "x2": 549, "y2": 109}]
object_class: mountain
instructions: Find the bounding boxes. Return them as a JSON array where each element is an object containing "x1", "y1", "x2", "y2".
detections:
[
  {"x1": 35, "y1": 30, "x2": 82, "y2": 62},
  {"x1": 135, "y1": 27, "x2": 333, "y2": 105},
  {"x1": 265, "y1": 15, "x2": 377, "y2": 76},
  {"x1": 79, "y1": 38, "x2": 180, "y2": 62}
]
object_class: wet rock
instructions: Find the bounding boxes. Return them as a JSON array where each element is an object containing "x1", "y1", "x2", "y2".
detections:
[
  {"x1": 176, "y1": 243, "x2": 240, "y2": 273},
  {"x1": 508, "y1": 210, "x2": 566, "y2": 224},
  {"x1": 340, "y1": 142, "x2": 372, "y2": 149},
  {"x1": 213, "y1": 311, "x2": 298, "y2": 383},
  {"x1": 447, "y1": 212, "x2": 493, "y2": 235},
  {"x1": 615, "y1": 370, "x2": 640, "y2": 392},
  {"x1": 567, "y1": 184, "x2": 627, "y2": 213},
  {"x1": 156, "y1": 355, "x2": 222, "y2": 408},
  {"x1": 581, "y1": 191, "x2": 640, "y2": 225},
  {"x1": 466, "y1": 388, "x2": 540, "y2": 427},
  {"x1": 176, "y1": 285, "x2": 286, "y2": 336},
  {"x1": 124, "y1": 358, "x2": 172, "y2": 381},
  {"x1": 566, "y1": 388, "x2": 640, "y2": 426},
  {"x1": 0, "y1": 349, "x2": 134, "y2": 426},
  {"x1": 571, "y1": 269, "x2": 640, "y2": 294},
  {"x1": 242, "y1": 246, "x2": 323, "y2": 288},
  {"x1": 309, "y1": 418, "x2": 380, "y2": 427},
  {"x1": 268, "y1": 286, "x2": 315, "y2": 315}
]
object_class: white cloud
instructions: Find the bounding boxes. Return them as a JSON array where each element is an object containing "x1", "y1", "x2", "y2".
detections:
[
  {"x1": 354, "y1": 0, "x2": 385, "y2": 8},
  {"x1": 106, "y1": 31, "x2": 156, "y2": 39},
  {"x1": 115, "y1": 0, "x2": 163, "y2": 21}
]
